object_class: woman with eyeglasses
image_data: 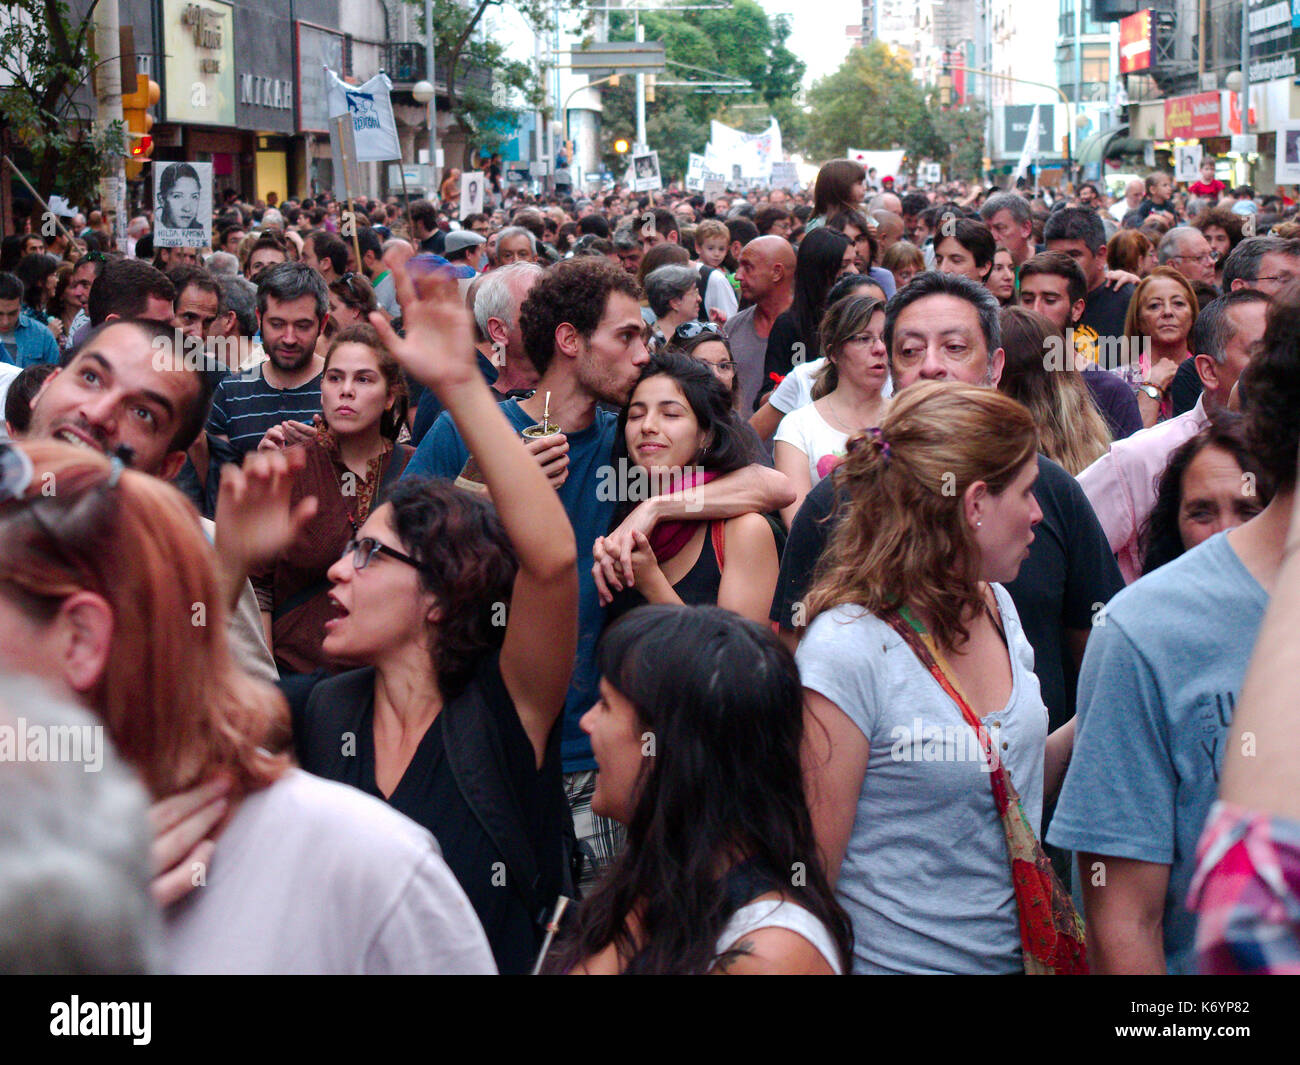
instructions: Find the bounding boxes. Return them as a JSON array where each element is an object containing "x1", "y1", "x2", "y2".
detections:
[
  {"x1": 0, "y1": 439, "x2": 495, "y2": 973},
  {"x1": 283, "y1": 265, "x2": 579, "y2": 975},
  {"x1": 759, "y1": 228, "x2": 856, "y2": 407},
  {"x1": 671, "y1": 325, "x2": 740, "y2": 409},
  {"x1": 599, "y1": 350, "x2": 779, "y2": 626},
  {"x1": 750, "y1": 274, "x2": 887, "y2": 445},
  {"x1": 644, "y1": 264, "x2": 702, "y2": 354},
  {"x1": 250, "y1": 323, "x2": 411, "y2": 678},
  {"x1": 773, "y1": 295, "x2": 889, "y2": 528}
]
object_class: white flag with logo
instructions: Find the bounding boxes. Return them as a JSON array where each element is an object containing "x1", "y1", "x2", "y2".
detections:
[
  {"x1": 1013, "y1": 104, "x2": 1041, "y2": 183},
  {"x1": 325, "y1": 67, "x2": 401, "y2": 162}
]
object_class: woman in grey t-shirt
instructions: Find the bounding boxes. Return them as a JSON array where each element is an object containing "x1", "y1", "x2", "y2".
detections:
[{"x1": 797, "y1": 382, "x2": 1076, "y2": 973}]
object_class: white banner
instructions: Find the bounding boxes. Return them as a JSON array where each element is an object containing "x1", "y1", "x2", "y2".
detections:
[
  {"x1": 846, "y1": 149, "x2": 905, "y2": 180},
  {"x1": 685, "y1": 153, "x2": 707, "y2": 192},
  {"x1": 1012, "y1": 104, "x2": 1040, "y2": 183},
  {"x1": 707, "y1": 117, "x2": 783, "y2": 182},
  {"x1": 324, "y1": 68, "x2": 401, "y2": 162}
]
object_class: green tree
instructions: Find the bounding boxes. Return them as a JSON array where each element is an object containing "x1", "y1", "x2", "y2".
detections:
[
  {"x1": 409, "y1": 0, "x2": 573, "y2": 169},
  {"x1": 0, "y1": 0, "x2": 125, "y2": 205},
  {"x1": 595, "y1": 0, "x2": 805, "y2": 181},
  {"x1": 805, "y1": 42, "x2": 987, "y2": 178}
]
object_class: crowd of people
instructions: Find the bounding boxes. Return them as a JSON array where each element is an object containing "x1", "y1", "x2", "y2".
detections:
[{"x1": 1, "y1": 152, "x2": 1298, "y2": 976}]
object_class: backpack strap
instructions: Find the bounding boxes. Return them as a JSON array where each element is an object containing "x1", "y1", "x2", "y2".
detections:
[
  {"x1": 710, "y1": 519, "x2": 726, "y2": 570},
  {"x1": 696, "y1": 265, "x2": 714, "y2": 321}
]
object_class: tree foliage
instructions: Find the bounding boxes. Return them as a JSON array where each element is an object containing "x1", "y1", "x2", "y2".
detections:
[
  {"x1": 595, "y1": 1, "x2": 805, "y2": 180},
  {"x1": 410, "y1": 0, "x2": 575, "y2": 169},
  {"x1": 805, "y1": 41, "x2": 987, "y2": 179},
  {"x1": 0, "y1": 0, "x2": 126, "y2": 204}
]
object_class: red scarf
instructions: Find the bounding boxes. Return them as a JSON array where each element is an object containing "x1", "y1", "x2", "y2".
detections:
[{"x1": 646, "y1": 469, "x2": 719, "y2": 563}]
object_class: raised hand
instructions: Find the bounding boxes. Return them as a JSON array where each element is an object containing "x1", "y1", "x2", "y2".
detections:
[
  {"x1": 369, "y1": 263, "x2": 479, "y2": 395},
  {"x1": 215, "y1": 447, "x2": 319, "y2": 575}
]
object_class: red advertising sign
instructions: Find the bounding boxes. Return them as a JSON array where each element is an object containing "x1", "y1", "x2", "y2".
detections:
[
  {"x1": 1164, "y1": 92, "x2": 1221, "y2": 139},
  {"x1": 1119, "y1": 9, "x2": 1152, "y2": 74}
]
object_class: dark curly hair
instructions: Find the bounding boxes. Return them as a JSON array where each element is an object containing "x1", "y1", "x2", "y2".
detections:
[
  {"x1": 519, "y1": 257, "x2": 641, "y2": 377},
  {"x1": 1239, "y1": 282, "x2": 1300, "y2": 494},
  {"x1": 1139, "y1": 411, "x2": 1270, "y2": 575},
  {"x1": 383, "y1": 477, "x2": 518, "y2": 698}
]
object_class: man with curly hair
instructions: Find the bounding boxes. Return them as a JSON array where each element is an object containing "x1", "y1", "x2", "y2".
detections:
[
  {"x1": 1049, "y1": 283, "x2": 1300, "y2": 973},
  {"x1": 404, "y1": 257, "x2": 793, "y2": 885}
]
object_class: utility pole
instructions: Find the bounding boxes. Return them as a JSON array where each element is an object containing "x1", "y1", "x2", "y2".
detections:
[
  {"x1": 93, "y1": 0, "x2": 126, "y2": 247},
  {"x1": 634, "y1": 11, "x2": 647, "y2": 151},
  {"x1": 425, "y1": 0, "x2": 439, "y2": 189}
]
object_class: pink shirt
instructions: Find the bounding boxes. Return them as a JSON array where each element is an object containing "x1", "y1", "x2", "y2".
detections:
[{"x1": 1077, "y1": 396, "x2": 1210, "y2": 583}]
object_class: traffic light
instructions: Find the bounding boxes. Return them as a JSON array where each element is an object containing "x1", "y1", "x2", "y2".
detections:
[
  {"x1": 121, "y1": 74, "x2": 160, "y2": 180},
  {"x1": 614, "y1": 138, "x2": 630, "y2": 154},
  {"x1": 609, "y1": 74, "x2": 620, "y2": 88},
  {"x1": 645, "y1": 74, "x2": 655, "y2": 103}
]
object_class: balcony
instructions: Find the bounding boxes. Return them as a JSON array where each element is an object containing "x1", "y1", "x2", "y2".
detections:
[{"x1": 384, "y1": 42, "x2": 494, "y2": 96}]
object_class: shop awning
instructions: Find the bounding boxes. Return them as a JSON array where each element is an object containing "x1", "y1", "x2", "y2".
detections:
[{"x1": 1077, "y1": 125, "x2": 1133, "y2": 167}]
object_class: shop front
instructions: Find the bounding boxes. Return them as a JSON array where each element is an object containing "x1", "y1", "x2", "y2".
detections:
[
  {"x1": 155, "y1": 0, "x2": 251, "y2": 202},
  {"x1": 234, "y1": 5, "x2": 299, "y2": 201}
]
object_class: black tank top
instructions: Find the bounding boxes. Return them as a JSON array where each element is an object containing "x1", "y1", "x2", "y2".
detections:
[{"x1": 606, "y1": 522, "x2": 724, "y2": 625}]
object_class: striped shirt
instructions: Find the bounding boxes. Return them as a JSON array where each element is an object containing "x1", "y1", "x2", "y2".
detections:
[{"x1": 207, "y1": 365, "x2": 324, "y2": 455}]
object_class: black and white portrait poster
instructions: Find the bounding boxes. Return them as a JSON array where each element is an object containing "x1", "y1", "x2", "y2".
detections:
[
  {"x1": 460, "y1": 170, "x2": 485, "y2": 217},
  {"x1": 153, "y1": 161, "x2": 213, "y2": 248},
  {"x1": 631, "y1": 150, "x2": 662, "y2": 192}
]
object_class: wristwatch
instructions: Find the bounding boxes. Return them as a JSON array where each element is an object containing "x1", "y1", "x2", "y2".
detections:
[{"x1": 1138, "y1": 383, "x2": 1162, "y2": 401}]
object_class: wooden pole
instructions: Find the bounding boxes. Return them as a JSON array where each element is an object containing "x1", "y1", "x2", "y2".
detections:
[
  {"x1": 333, "y1": 116, "x2": 364, "y2": 271},
  {"x1": 2, "y1": 156, "x2": 79, "y2": 246}
]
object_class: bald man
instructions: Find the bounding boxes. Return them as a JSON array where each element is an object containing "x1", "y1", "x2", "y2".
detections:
[
  {"x1": 725, "y1": 234, "x2": 796, "y2": 414},
  {"x1": 871, "y1": 210, "x2": 905, "y2": 254},
  {"x1": 869, "y1": 192, "x2": 903, "y2": 216}
]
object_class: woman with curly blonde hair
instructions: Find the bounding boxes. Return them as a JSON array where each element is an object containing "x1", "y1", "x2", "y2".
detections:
[{"x1": 797, "y1": 382, "x2": 1082, "y2": 974}]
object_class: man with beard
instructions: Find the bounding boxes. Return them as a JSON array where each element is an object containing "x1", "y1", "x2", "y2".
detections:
[
  {"x1": 404, "y1": 257, "x2": 793, "y2": 888},
  {"x1": 205, "y1": 263, "x2": 327, "y2": 500}
]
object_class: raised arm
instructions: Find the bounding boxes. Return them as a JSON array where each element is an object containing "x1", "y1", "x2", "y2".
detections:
[{"x1": 371, "y1": 265, "x2": 578, "y2": 766}]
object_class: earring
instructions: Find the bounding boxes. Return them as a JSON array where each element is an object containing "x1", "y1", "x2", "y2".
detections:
[{"x1": 976, "y1": 519, "x2": 982, "y2": 528}]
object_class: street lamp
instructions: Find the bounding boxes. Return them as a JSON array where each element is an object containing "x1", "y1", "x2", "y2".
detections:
[{"x1": 412, "y1": 80, "x2": 437, "y2": 197}]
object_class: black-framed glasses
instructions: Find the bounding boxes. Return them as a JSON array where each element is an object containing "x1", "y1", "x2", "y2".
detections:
[
  {"x1": 674, "y1": 320, "x2": 724, "y2": 341},
  {"x1": 341, "y1": 536, "x2": 420, "y2": 571}
]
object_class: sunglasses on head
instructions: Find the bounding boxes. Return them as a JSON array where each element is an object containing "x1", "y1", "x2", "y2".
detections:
[{"x1": 673, "y1": 321, "x2": 724, "y2": 341}]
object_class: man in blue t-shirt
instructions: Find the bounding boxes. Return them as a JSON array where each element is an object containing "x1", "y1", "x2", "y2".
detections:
[
  {"x1": 404, "y1": 257, "x2": 793, "y2": 883},
  {"x1": 1049, "y1": 297, "x2": 1300, "y2": 972}
]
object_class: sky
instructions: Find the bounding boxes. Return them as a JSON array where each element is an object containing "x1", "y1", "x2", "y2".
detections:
[
  {"x1": 755, "y1": 0, "x2": 860, "y2": 89},
  {"x1": 488, "y1": 1, "x2": 860, "y2": 91}
]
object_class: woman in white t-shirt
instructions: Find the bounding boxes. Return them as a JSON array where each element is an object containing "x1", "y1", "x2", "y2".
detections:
[
  {"x1": 773, "y1": 294, "x2": 889, "y2": 527},
  {"x1": 797, "y1": 383, "x2": 1080, "y2": 974},
  {"x1": 543, "y1": 605, "x2": 852, "y2": 974},
  {"x1": 749, "y1": 273, "x2": 887, "y2": 443}
]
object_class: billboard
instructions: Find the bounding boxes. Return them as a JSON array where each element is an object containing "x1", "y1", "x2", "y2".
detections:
[
  {"x1": 1164, "y1": 92, "x2": 1221, "y2": 139},
  {"x1": 1118, "y1": 9, "x2": 1152, "y2": 74}
]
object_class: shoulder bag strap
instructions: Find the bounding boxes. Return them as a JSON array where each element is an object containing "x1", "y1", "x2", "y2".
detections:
[{"x1": 880, "y1": 605, "x2": 1088, "y2": 975}]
